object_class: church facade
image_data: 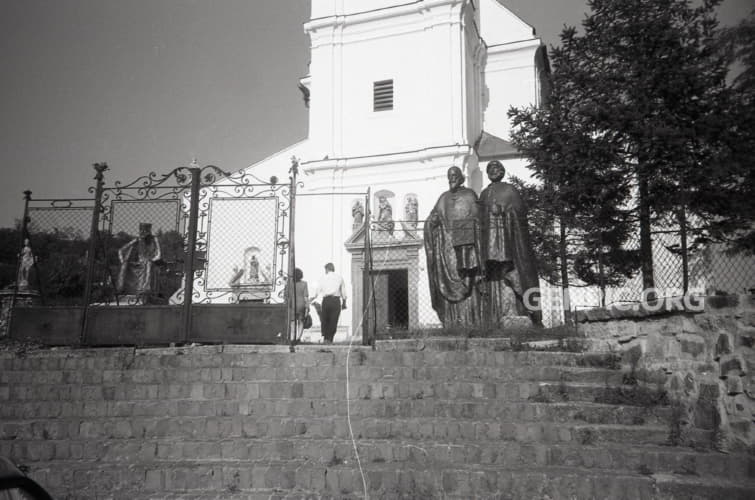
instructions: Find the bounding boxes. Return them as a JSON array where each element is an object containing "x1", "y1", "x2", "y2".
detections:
[{"x1": 236, "y1": 0, "x2": 551, "y2": 338}]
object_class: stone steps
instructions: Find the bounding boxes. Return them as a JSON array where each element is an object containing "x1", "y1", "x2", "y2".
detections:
[
  {"x1": 0, "y1": 366, "x2": 623, "y2": 384},
  {"x1": 21, "y1": 460, "x2": 755, "y2": 500},
  {"x1": 2, "y1": 343, "x2": 752, "y2": 499},
  {"x1": 0, "y1": 399, "x2": 672, "y2": 425},
  {"x1": 0, "y1": 345, "x2": 620, "y2": 370},
  {"x1": 3, "y1": 437, "x2": 749, "y2": 479},
  {"x1": 1, "y1": 418, "x2": 679, "y2": 446},
  {"x1": 0, "y1": 380, "x2": 634, "y2": 405}
]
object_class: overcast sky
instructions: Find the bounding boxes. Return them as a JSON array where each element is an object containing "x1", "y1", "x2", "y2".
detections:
[{"x1": 1, "y1": 0, "x2": 752, "y2": 228}]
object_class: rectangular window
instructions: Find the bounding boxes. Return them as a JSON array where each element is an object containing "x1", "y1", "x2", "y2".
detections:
[{"x1": 373, "y1": 79, "x2": 393, "y2": 111}]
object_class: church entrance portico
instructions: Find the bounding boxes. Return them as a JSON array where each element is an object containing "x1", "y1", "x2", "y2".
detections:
[{"x1": 345, "y1": 223, "x2": 423, "y2": 339}]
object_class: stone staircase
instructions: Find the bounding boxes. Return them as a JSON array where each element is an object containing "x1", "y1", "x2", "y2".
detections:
[{"x1": 0, "y1": 339, "x2": 753, "y2": 499}]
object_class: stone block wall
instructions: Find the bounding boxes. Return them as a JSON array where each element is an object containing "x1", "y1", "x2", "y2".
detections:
[{"x1": 575, "y1": 294, "x2": 754, "y2": 451}]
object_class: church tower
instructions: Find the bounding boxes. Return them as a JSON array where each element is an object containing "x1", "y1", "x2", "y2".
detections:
[
  {"x1": 301, "y1": 0, "x2": 485, "y2": 191},
  {"x1": 299, "y1": 0, "x2": 547, "y2": 191}
]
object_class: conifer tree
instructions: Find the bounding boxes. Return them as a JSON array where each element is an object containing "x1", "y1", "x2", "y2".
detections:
[{"x1": 510, "y1": 0, "x2": 754, "y2": 294}]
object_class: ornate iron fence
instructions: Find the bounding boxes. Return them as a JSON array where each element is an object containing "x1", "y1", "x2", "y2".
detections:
[
  {"x1": 190, "y1": 168, "x2": 292, "y2": 306},
  {"x1": 2, "y1": 160, "x2": 297, "y2": 345},
  {"x1": 19, "y1": 194, "x2": 95, "y2": 306},
  {"x1": 4, "y1": 164, "x2": 752, "y2": 345}
]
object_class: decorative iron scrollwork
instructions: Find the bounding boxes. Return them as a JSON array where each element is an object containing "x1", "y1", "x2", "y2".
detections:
[{"x1": 108, "y1": 167, "x2": 196, "y2": 202}]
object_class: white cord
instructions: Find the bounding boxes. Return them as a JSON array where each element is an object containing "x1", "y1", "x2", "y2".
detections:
[
  {"x1": 345, "y1": 315, "x2": 369, "y2": 499},
  {"x1": 344, "y1": 236, "x2": 389, "y2": 500}
]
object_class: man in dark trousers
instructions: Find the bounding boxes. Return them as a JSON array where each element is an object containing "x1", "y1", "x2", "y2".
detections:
[{"x1": 312, "y1": 262, "x2": 347, "y2": 343}]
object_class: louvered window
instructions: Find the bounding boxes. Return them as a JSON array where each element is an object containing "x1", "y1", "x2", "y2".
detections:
[{"x1": 373, "y1": 79, "x2": 394, "y2": 111}]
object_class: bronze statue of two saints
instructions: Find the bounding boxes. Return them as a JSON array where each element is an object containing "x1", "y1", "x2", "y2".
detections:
[{"x1": 424, "y1": 162, "x2": 542, "y2": 328}]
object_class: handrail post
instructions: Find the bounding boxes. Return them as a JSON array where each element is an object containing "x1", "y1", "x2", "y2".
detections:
[
  {"x1": 182, "y1": 166, "x2": 201, "y2": 343},
  {"x1": 287, "y1": 158, "x2": 298, "y2": 353},
  {"x1": 81, "y1": 163, "x2": 107, "y2": 345}
]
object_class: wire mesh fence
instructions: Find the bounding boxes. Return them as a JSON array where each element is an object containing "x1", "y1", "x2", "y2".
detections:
[
  {"x1": 362, "y1": 218, "x2": 755, "y2": 341},
  {"x1": 2, "y1": 165, "x2": 753, "y2": 344},
  {"x1": 93, "y1": 172, "x2": 190, "y2": 306},
  {"x1": 193, "y1": 174, "x2": 291, "y2": 305},
  {"x1": 0, "y1": 162, "x2": 297, "y2": 344},
  {"x1": 19, "y1": 201, "x2": 95, "y2": 306},
  {"x1": 566, "y1": 227, "x2": 755, "y2": 310}
]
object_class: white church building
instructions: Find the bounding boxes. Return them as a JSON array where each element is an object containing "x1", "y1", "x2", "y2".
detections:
[{"x1": 228, "y1": 0, "x2": 552, "y2": 339}]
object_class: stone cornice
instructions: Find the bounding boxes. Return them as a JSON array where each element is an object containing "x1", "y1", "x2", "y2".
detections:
[
  {"x1": 486, "y1": 38, "x2": 542, "y2": 56},
  {"x1": 305, "y1": 0, "x2": 470, "y2": 46},
  {"x1": 301, "y1": 144, "x2": 472, "y2": 173}
]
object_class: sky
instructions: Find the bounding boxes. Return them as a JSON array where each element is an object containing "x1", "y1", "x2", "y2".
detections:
[{"x1": 1, "y1": 0, "x2": 753, "y2": 228}]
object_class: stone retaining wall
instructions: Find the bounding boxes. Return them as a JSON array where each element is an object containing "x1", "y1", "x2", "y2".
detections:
[{"x1": 576, "y1": 294, "x2": 754, "y2": 451}]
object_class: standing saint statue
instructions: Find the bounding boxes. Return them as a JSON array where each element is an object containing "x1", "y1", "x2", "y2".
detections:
[
  {"x1": 424, "y1": 166, "x2": 483, "y2": 327},
  {"x1": 17, "y1": 238, "x2": 34, "y2": 290},
  {"x1": 404, "y1": 194, "x2": 418, "y2": 229},
  {"x1": 377, "y1": 196, "x2": 394, "y2": 236},
  {"x1": 117, "y1": 223, "x2": 162, "y2": 297},
  {"x1": 248, "y1": 255, "x2": 260, "y2": 283},
  {"x1": 352, "y1": 199, "x2": 364, "y2": 230},
  {"x1": 479, "y1": 160, "x2": 541, "y2": 325}
]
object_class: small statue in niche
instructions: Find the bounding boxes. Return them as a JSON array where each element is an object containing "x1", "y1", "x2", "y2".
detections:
[
  {"x1": 404, "y1": 194, "x2": 418, "y2": 229},
  {"x1": 17, "y1": 238, "x2": 34, "y2": 290},
  {"x1": 377, "y1": 195, "x2": 395, "y2": 236},
  {"x1": 242, "y1": 246, "x2": 272, "y2": 285},
  {"x1": 117, "y1": 222, "x2": 162, "y2": 297},
  {"x1": 248, "y1": 255, "x2": 260, "y2": 282},
  {"x1": 351, "y1": 199, "x2": 364, "y2": 230}
]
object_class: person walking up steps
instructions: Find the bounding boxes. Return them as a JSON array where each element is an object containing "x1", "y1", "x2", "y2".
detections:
[
  {"x1": 312, "y1": 262, "x2": 347, "y2": 344},
  {"x1": 290, "y1": 267, "x2": 309, "y2": 343}
]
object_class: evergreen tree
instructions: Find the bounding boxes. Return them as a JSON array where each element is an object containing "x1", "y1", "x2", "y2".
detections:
[
  {"x1": 510, "y1": 0, "x2": 754, "y2": 294},
  {"x1": 716, "y1": 9, "x2": 755, "y2": 253}
]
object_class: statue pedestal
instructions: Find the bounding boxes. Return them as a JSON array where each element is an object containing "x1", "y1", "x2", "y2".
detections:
[
  {"x1": 485, "y1": 315, "x2": 533, "y2": 331},
  {"x1": 500, "y1": 316, "x2": 533, "y2": 329},
  {"x1": 0, "y1": 286, "x2": 41, "y2": 337}
]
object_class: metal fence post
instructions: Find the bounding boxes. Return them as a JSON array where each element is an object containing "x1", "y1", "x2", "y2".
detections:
[
  {"x1": 362, "y1": 188, "x2": 373, "y2": 348},
  {"x1": 287, "y1": 158, "x2": 298, "y2": 352},
  {"x1": 558, "y1": 218, "x2": 573, "y2": 325},
  {"x1": 19, "y1": 190, "x2": 32, "y2": 251},
  {"x1": 678, "y1": 208, "x2": 689, "y2": 294},
  {"x1": 182, "y1": 167, "x2": 201, "y2": 343},
  {"x1": 80, "y1": 163, "x2": 108, "y2": 344}
]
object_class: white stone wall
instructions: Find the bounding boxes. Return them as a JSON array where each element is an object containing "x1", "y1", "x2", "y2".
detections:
[
  {"x1": 305, "y1": 0, "x2": 477, "y2": 161},
  {"x1": 223, "y1": 1, "x2": 550, "y2": 335}
]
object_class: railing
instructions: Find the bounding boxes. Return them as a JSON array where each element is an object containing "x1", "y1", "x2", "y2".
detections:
[
  {"x1": 2, "y1": 160, "x2": 296, "y2": 346},
  {"x1": 3, "y1": 167, "x2": 752, "y2": 346},
  {"x1": 359, "y1": 218, "x2": 755, "y2": 340}
]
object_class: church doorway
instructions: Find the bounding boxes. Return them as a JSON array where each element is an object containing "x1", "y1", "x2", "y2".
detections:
[{"x1": 371, "y1": 269, "x2": 409, "y2": 331}]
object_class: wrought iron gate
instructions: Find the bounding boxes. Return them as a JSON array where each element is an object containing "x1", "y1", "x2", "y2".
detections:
[{"x1": 6, "y1": 160, "x2": 297, "y2": 346}]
